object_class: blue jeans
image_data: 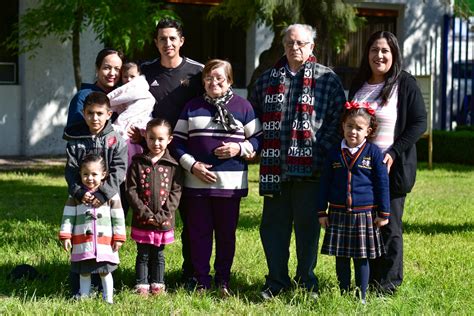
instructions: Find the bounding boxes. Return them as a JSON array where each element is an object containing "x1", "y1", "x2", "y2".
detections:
[
  {"x1": 260, "y1": 180, "x2": 321, "y2": 292},
  {"x1": 135, "y1": 243, "x2": 165, "y2": 285}
]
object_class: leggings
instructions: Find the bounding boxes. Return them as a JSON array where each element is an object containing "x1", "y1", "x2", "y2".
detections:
[{"x1": 335, "y1": 257, "x2": 369, "y2": 300}]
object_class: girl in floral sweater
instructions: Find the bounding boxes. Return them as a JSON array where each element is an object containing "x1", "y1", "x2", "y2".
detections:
[
  {"x1": 59, "y1": 154, "x2": 126, "y2": 304},
  {"x1": 126, "y1": 118, "x2": 183, "y2": 296}
]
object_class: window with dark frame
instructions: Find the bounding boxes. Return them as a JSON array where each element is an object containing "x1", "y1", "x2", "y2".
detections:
[
  {"x1": 0, "y1": 0, "x2": 19, "y2": 84},
  {"x1": 332, "y1": 8, "x2": 398, "y2": 90}
]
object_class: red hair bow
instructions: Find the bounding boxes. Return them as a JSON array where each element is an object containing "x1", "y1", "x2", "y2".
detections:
[{"x1": 345, "y1": 100, "x2": 375, "y2": 116}]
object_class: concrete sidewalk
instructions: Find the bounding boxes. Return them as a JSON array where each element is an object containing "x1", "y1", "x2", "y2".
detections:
[{"x1": 0, "y1": 156, "x2": 66, "y2": 170}]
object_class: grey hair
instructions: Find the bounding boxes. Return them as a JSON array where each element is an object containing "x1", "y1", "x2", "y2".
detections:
[{"x1": 282, "y1": 24, "x2": 317, "y2": 46}]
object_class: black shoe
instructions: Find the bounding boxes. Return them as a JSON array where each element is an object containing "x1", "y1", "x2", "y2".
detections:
[
  {"x1": 307, "y1": 288, "x2": 319, "y2": 300},
  {"x1": 260, "y1": 287, "x2": 281, "y2": 300}
]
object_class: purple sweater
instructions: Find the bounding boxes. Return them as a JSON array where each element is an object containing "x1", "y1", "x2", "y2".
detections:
[{"x1": 172, "y1": 94, "x2": 262, "y2": 197}]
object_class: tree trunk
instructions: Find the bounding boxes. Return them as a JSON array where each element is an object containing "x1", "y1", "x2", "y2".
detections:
[{"x1": 72, "y1": 6, "x2": 83, "y2": 90}]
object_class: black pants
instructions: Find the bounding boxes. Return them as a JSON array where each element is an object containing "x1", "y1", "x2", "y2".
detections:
[
  {"x1": 370, "y1": 193, "x2": 405, "y2": 292},
  {"x1": 135, "y1": 243, "x2": 165, "y2": 285}
]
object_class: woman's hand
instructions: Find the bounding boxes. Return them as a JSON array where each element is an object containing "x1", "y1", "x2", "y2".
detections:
[
  {"x1": 214, "y1": 142, "x2": 240, "y2": 159},
  {"x1": 128, "y1": 125, "x2": 144, "y2": 144},
  {"x1": 383, "y1": 153, "x2": 394, "y2": 173},
  {"x1": 192, "y1": 162, "x2": 217, "y2": 183},
  {"x1": 374, "y1": 216, "x2": 389, "y2": 228}
]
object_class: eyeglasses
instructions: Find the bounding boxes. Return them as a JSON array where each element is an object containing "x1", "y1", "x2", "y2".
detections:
[
  {"x1": 285, "y1": 40, "x2": 312, "y2": 48},
  {"x1": 204, "y1": 76, "x2": 226, "y2": 83}
]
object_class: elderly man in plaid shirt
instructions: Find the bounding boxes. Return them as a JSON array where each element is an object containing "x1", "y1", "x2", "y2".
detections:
[{"x1": 249, "y1": 23, "x2": 346, "y2": 300}]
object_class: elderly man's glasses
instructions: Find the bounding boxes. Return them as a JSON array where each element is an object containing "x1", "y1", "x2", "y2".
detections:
[
  {"x1": 204, "y1": 76, "x2": 226, "y2": 83},
  {"x1": 285, "y1": 40, "x2": 311, "y2": 48}
]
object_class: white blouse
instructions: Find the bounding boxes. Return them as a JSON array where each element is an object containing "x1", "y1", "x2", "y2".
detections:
[{"x1": 353, "y1": 82, "x2": 398, "y2": 153}]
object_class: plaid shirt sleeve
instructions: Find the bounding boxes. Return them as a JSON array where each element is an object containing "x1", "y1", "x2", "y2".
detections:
[
  {"x1": 312, "y1": 65, "x2": 346, "y2": 171},
  {"x1": 248, "y1": 70, "x2": 271, "y2": 119}
]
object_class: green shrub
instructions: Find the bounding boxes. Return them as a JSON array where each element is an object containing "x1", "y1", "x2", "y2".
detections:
[{"x1": 417, "y1": 130, "x2": 474, "y2": 165}]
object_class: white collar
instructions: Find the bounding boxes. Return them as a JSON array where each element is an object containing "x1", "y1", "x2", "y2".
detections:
[{"x1": 341, "y1": 139, "x2": 366, "y2": 154}]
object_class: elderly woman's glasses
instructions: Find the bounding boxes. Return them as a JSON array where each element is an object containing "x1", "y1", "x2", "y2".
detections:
[
  {"x1": 204, "y1": 76, "x2": 226, "y2": 83},
  {"x1": 285, "y1": 40, "x2": 311, "y2": 48}
]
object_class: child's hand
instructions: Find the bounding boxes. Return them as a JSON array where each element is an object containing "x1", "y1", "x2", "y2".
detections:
[
  {"x1": 160, "y1": 220, "x2": 171, "y2": 230},
  {"x1": 113, "y1": 241, "x2": 123, "y2": 252},
  {"x1": 90, "y1": 197, "x2": 102, "y2": 208},
  {"x1": 319, "y1": 217, "x2": 329, "y2": 228},
  {"x1": 374, "y1": 216, "x2": 389, "y2": 228},
  {"x1": 81, "y1": 192, "x2": 94, "y2": 204},
  {"x1": 145, "y1": 218, "x2": 161, "y2": 227},
  {"x1": 62, "y1": 239, "x2": 72, "y2": 252}
]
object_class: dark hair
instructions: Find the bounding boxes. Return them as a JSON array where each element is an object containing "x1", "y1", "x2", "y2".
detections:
[
  {"x1": 353, "y1": 31, "x2": 402, "y2": 106},
  {"x1": 203, "y1": 59, "x2": 234, "y2": 85},
  {"x1": 80, "y1": 154, "x2": 107, "y2": 173},
  {"x1": 146, "y1": 117, "x2": 172, "y2": 135},
  {"x1": 154, "y1": 18, "x2": 183, "y2": 39},
  {"x1": 84, "y1": 91, "x2": 111, "y2": 111},
  {"x1": 122, "y1": 61, "x2": 140, "y2": 74},
  {"x1": 341, "y1": 108, "x2": 378, "y2": 140},
  {"x1": 95, "y1": 48, "x2": 125, "y2": 69}
]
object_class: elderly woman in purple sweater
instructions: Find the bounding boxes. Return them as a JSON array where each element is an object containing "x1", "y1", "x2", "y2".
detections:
[{"x1": 172, "y1": 59, "x2": 262, "y2": 296}]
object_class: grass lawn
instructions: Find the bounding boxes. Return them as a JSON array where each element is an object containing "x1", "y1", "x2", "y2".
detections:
[{"x1": 0, "y1": 161, "x2": 473, "y2": 314}]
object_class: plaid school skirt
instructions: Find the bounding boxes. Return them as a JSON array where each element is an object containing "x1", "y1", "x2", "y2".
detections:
[{"x1": 321, "y1": 206, "x2": 385, "y2": 259}]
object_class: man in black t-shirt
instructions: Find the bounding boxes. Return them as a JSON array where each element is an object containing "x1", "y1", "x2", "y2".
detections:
[
  {"x1": 141, "y1": 19, "x2": 204, "y2": 129},
  {"x1": 137, "y1": 19, "x2": 203, "y2": 289}
]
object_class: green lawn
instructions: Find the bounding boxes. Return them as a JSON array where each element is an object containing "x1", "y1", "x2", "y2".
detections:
[{"x1": 0, "y1": 162, "x2": 473, "y2": 314}]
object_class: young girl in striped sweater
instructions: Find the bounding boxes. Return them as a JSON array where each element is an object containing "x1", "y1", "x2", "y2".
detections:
[{"x1": 59, "y1": 154, "x2": 126, "y2": 304}]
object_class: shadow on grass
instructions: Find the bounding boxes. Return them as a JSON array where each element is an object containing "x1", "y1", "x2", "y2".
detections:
[
  {"x1": 417, "y1": 162, "x2": 474, "y2": 172},
  {"x1": 0, "y1": 180, "x2": 66, "y2": 225},
  {"x1": 404, "y1": 222, "x2": 474, "y2": 234},
  {"x1": 238, "y1": 212, "x2": 261, "y2": 230},
  {"x1": 0, "y1": 261, "x2": 71, "y2": 298}
]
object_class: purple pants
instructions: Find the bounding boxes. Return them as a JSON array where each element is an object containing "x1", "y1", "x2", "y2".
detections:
[{"x1": 181, "y1": 196, "x2": 240, "y2": 289}]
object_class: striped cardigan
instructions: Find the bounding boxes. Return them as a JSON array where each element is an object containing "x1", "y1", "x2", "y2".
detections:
[
  {"x1": 172, "y1": 94, "x2": 262, "y2": 197},
  {"x1": 59, "y1": 194, "x2": 126, "y2": 263}
]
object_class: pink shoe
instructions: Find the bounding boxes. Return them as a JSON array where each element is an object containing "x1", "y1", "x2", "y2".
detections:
[
  {"x1": 150, "y1": 283, "x2": 166, "y2": 295},
  {"x1": 136, "y1": 284, "x2": 150, "y2": 297}
]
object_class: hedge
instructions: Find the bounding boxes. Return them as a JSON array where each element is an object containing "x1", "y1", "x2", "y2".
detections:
[{"x1": 416, "y1": 130, "x2": 474, "y2": 165}]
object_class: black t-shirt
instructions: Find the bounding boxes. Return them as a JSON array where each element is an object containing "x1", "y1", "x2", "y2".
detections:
[{"x1": 141, "y1": 57, "x2": 204, "y2": 128}]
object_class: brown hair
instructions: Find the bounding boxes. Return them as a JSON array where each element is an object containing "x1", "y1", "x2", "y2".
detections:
[
  {"x1": 202, "y1": 59, "x2": 234, "y2": 85},
  {"x1": 83, "y1": 91, "x2": 111, "y2": 111},
  {"x1": 80, "y1": 153, "x2": 107, "y2": 173},
  {"x1": 146, "y1": 117, "x2": 172, "y2": 135},
  {"x1": 122, "y1": 61, "x2": 140, "y2": 73},
  {"x1": 95, "y1": 48, "x2": 124, "y2": 69},
  {"x1": 341, "y1": 108, "x2": 378, "y2": 140},
  {"x1": 353, "y1": 31, "x2": 402, "y2": 106}
]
